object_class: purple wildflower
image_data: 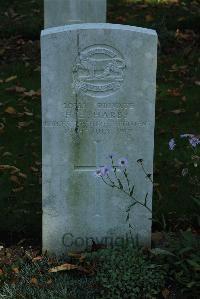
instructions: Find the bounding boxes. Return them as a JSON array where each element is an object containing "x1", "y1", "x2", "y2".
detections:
[
  {"x1": 189, "y1": 136, "x2": 200, "y2": 148},
  {"x1": 169, "y1": 138, "x2": 176, "y2": 150},
  {"x1": 101, "y1": 166, "x2": 110, "y2": 176},
  {"x1": 118, "y1": 157, "x2": 128, "y2": 167},
  {"x1": 94, "y1": 168, "x2": 102, "y2": 177}
]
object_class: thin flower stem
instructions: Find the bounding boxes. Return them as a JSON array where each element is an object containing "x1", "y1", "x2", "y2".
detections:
[
  {"x1": 101, "y1": 176, "x2": 114, "y2": 188},
  {"x1": 103, "y1": 178, "x2": 152, "y2": 213},
  {"x1": 106, "y1": 174, "x2": 115, "y2": 186},
  {"x1": 111, "y1": 159, "x2": 121, "y2": 188},
  {"x1": 124, "y1": 169, "x2": 131, "y2": 192},
  {"x1": 139, "y1": 162, "x2": 153, "y2": 183},
  {"x1": 122, "y1": 189, "x2": 152, "y2": 213}
]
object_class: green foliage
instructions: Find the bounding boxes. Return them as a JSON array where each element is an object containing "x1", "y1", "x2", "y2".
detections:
[
  {"x1": 88, "y1": 244, "x2": 167, "y2": 299},
  {"x1": 152, "y1": 231, "x2": 200, "y2": 297}
]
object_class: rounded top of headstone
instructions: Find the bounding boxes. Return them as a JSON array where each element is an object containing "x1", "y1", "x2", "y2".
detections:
[{"x1": 41, "y1": 23, "x2": 157, "y2": 38}]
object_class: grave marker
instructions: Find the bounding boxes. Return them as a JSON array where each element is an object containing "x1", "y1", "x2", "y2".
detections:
[
  {"x1": 44, "y1": 0, "x2": 107, "y2": 28},
  {"x1": 41, "y1": 23, "x2": 157, "y2": 254}
]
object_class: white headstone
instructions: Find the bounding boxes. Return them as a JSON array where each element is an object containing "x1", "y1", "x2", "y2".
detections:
[
  {"x1": 44, "y1": 0, "x2": 107, "y2": 28},
  {"x1": 41, "y1": 23, "x2": 157, "y2": 254}
]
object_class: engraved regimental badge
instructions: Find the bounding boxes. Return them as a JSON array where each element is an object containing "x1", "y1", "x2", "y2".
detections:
[{"x1": 73, "y1": 45, "x2": 126, "y2": 97}]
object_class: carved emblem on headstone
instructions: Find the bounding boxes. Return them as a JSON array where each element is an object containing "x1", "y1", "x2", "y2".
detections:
[{"x1": 73, "y1": 45, "x2": 126, "y2": 97}]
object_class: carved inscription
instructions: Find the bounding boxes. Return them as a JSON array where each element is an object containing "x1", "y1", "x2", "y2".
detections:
[
  {"x1": 43, "y1": 101, "x2": 151, "y2": 137},
  {"x1": 73, "y1": 45, "x2": 126, "y2": 97}
]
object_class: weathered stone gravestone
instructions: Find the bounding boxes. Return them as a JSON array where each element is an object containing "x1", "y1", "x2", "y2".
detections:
[
  {"x1": 44, "y1": 0, "x2": 107, "y2": 28},
  {"x1": 41, "y1": 23, "x2": 157, "y2": 254}
]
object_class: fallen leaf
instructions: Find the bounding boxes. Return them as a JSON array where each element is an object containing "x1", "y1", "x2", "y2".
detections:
[
  {"x1": 6, "y1": 86, "x2": 26, "y2": 93},
  {"x1": 10, "y1": 175, "x2": 21, "y2": 185},
  {"x1": 24, "y1": 111, "x2": 33, "y2": 116},
  {"x1": 30, "y1": 277, "x2": 38, "y2": 285},
  {"x1": 68, "y1": 252, "x2": 86, "y2": 261},
  {"x1": 0, "y1": 165, "x2": 20, "y2": 172},
  {"x1": 32, "y1": 256, "x2": 43, "y2": 262},
  {"x1": 30, "y1": 166, "x2": 39, "y2": 172},
  {"x1": 46, "y1": 279, "x2": 52, "y2": 285},
  {"x1": 152, "y1": 232, "x2": 165, "y2": 244},
  {"x1": 0, "y1": 123, "x2": 5, "y2": 133},
  {"x1": 34, "y1": 66, "x2": 41, "y2": 72},
  {"x1": 145, "y1": 14, "x2": 154, "y2": 22},
  {"x1": 17, "y1": 121, "x2": 32, "y2": 128},
  {"x1": 18, "y1": 172, "x2": 27, "y2": 179},
  {"x1": 162, "y1": 288, "x2": 170, "y2": 298},
  {"x1": 12, "y1": 186, "x2": 24, "y2": 192},
  {"x1": 167, "y1": 88, "x2": 182, "y2": 97},
  {"x1": 49, "y1": 263, "x2": 78, "y2": 273},
  {"x1": 2, "y1": 152, "x2": 12, "y2": 157},
  {"x1": 24, "y1": 90, "x2": 41, "y2": 97},
  {"x1": 12, "y1": 267, "x2": 19, "y2": 274},
  {"x1": 5, "y1": 75, "x2": 17, "y2": 83},
  {"x1": 5, "y1": 106, "x2": 16, "y2": 114},
  {"x1": 182, "y1": 96, "x2": 187, "y2": 102},
  {"x1": 171, "y1": 109, "x2": 185, "y2": 114}
]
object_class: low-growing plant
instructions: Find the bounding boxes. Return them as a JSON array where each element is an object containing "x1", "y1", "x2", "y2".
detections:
[
  {"x1": 152, "y1": 230, "x2": 200, "y2": 297},
  {"x1": 87, "y1": 243, "x2": 167, "y2": 299},
  {"x1": 0, "y1": 256, "x2": 97, "y2": 299},
  {"x1": 169, "y1": 134, "x2": 200, "y2": 197}
]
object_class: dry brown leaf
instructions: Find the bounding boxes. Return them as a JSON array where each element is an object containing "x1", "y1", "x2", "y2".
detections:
[
  {"x1": 167, "y1": 88, "x2": 181, "y2": 97},
  {"x1": 18, "y1": 172, "x2": 27, "y2": 179},
  {"x1": 2, "y1": 152, "x2": 12, "y2": 157},
  {"x1": 182, "y1": 96, "x2": 187, "y2": 102},
  {"x1": 49, "y1": 263, "x2": 78, "y2": 273},
  {"x1": 24, "y1": 90, "x2": 41, "y2": 97},
  {"x1": 32, "y1": 256, "x2": 43, "y2": 262},
  {"x1": 5, "y1": 75, "x2": 17, "y2": 83},
  {"x1": 17, "y1": 121, "x2": 32, "y2": 128},
  {"x1": 5, "y1": 106, "x2": 16, "y2": 115},
  {"x1": 46, "y1": 279, "x2": 53, "y2": 285},
  {"x1": 171, "y1": 109, "x2": 185, "y2": 114},
  {"x1": 6, "y1": 86, "x2": 26, "y2": 93},
  {"x1": 12, "y1": 186, "x2": 24, "y2": 193},
  {"x1": 0, "y1": 123, "x2": 5, "y2": 133},
  {"x1": 24, "y1": 111, "x2": 33, "y2": 116},
  {"x1": 16, "y1": 86, "x2": 26, "y2": 93},
  {"x1": 30, "y1": 166, "x2": 39, "y2": 172},
  {"x1": 162, "y1": 288, "x2": 170, "y2": 299},
  {"x1": 0, "y1": 269, "x2": 3, "y2": 276},
  {"x1": 0, "y1": 165, "x2": 20, "y2": 172},
  {"x1": 10, "y1": 175, "x2": 21, "y2": 185},
  {"x1": 12, "y1": 267, "x2": 19, "y2": 274},
  {"x1": 30, "y1": 277, "x2": 38, "y2": 285},
  {"x1": 145, "y1": 14, "x2": 154, "y2": 22},
  {"x1": 152, "y1": 232, "x2": 165, "y2": 244},
  {"x1": 68, "y1": 252, "x2": 86, "y2": 261}
]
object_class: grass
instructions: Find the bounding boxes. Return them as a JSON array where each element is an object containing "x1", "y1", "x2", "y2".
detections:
[{"x1": 0, "y1": 0, "x2": 200, "y2": 244}]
